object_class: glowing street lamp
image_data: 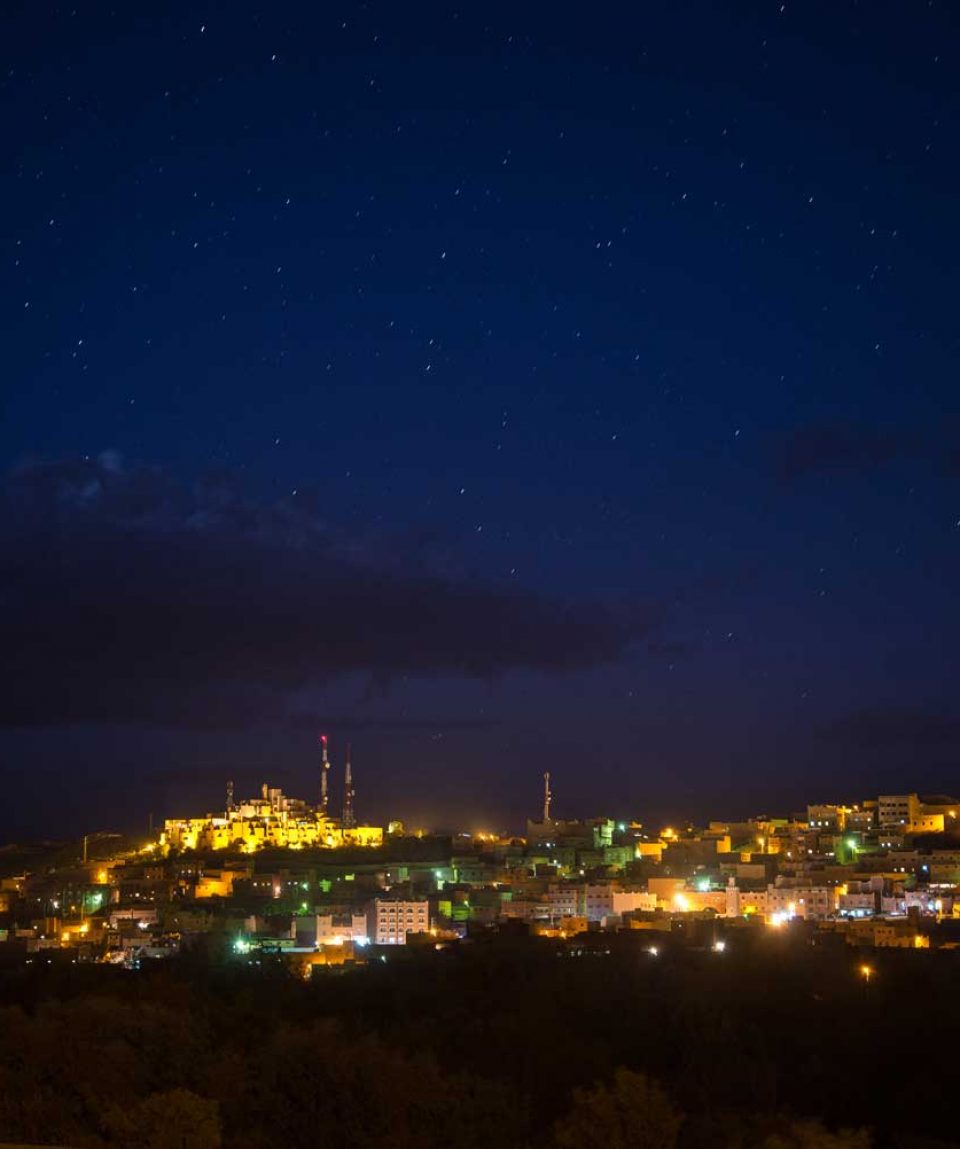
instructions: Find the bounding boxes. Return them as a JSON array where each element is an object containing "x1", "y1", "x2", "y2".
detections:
[{"x1": 859, "y1": 964, "x2": 874, "y2": 985}]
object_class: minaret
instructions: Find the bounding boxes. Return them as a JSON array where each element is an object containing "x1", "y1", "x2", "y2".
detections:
[
  {"x1": 543, "y1": 771, "x2": 552, "y2": 823},
  {"x1": 226, "y1": 779, "x2": 234, "y2": 814},
  {"x1": 342, "y1": 743, "x2": 356, "y2": 829},
  {"x1": 319, "y1": 733, "x2": 330, "y2": 814}
]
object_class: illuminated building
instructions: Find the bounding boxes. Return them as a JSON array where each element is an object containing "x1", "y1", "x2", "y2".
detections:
[
  {"x1": 725, "y1": 882, "x2": 837, "y2": 921},
  {"x1": 160, "y1": 778, "x2": 384, "y2": 855},
  {"x1": 878, "y1": 794, "x2": 921, "y2": 829},
  {"x1": 579, "y1": 883, "x2": 660, "y2": 921},
  {"x1": 313, "y1": 913, "x2": 369, "y2": 946},
  {"x1": 546, "y1": 883, "x2": 584, "y2": 919},
  {"x1": 807, "y1": 805, "x2": 849, "y2": 831},
  {"x1": 837, "y1": 889, "x2": 878, "y2": 917},
  {"x1": 193, "y1": 868, "x2": 246, "y2": 898},
  {"x1": 367, "y1": 898, "x2": 429, "y2": 945},
  {"x1": 908, "y1": 812, "x2": 946, "y2": 834}
]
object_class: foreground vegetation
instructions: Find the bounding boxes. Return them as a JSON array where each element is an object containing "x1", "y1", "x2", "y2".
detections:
[{"x1": 0, "y1": 928, "x2": 955, "y2": 1148}]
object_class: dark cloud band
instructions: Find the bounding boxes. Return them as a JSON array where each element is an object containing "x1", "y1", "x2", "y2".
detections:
[{"x1": 0, "y1": 456, "x2": 651, "y2": 729}]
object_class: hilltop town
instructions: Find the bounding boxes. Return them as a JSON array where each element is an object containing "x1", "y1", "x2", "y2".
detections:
[{"x1": 3, "y1": 772, "x2": 959, "y2": 970}]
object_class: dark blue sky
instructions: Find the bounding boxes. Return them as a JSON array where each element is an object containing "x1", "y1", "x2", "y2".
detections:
[{"x1": 2, "y1": 1, "x2": 958, "y2": 839}]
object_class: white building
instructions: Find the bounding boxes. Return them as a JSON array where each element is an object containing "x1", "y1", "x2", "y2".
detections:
[
  {"x1": 366, "y1": 899, "x2": 429, "y2": 945},
  {"x1": 546, "y1": 883, "x2": 585, "y2": 919},
  {"x1": 583, "y1": 884, "x2": 657, "y2": 922},
  {"x1": 314, "y1": 914, "x2": 369, "y2": 946},
  {"x1": 837, "y1": 892, "x2": 877, "y2": 917},
  {"x1": 726, "y1": 883, "x2": 837, "y2": 920},
  {"x1": 584, "y1": 884, "x2": 615, "y2": 921},
  {"x1": 612, "y1": 890, "x2": 658, "y2": 917}
]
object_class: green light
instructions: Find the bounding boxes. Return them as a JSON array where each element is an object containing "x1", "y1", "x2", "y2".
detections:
[{"x1": 846, "y1": 838, "x2": 858, "y2": 851}]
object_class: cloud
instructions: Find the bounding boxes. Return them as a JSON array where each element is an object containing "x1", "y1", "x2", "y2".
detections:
[
  {"x1": 147, "y1": 764, "x2": 296, "y2": 786},
  {"x1": 0, "y1": 455, "x2": 654, "y2": 729},
  {"x1": 818, "y1": 705, "x2": 960, "y2": 750},
  {"x1": 288, "y1": 714, "x2": 496, "y2": 733},
  {"x1": 771, "y1": 421, "x2": 913, "y2": 481}
]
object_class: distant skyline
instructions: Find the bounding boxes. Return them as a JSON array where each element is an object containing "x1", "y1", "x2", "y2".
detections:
[{"x1": 2, "y1": 1, "x2": 958, "y2": 839}]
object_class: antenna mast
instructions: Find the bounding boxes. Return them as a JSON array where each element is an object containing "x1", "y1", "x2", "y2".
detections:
[
  {"x1": 319, "y1": 733, "x2": 330, "y2": 814},
  {"x1": 226, "y1": 779, "x2": 234, "y2": 813},
  {"x1": 342, "y1": 743, "x2": 356, "y2": 829},
  {"x1": 543, "y1": 771, "x2": 552, "y2": 823}
]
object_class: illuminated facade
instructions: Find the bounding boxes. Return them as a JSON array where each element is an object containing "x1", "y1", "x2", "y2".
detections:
[
  {"x1": 160, "y1": 783, "x2": 384, "y2": 854},
  {"x1": 367, "y1": 898, "x2": 429, "y2": 945},
  {"x1": 878, "y1": 793, "x2": 921, "y2": 829}
]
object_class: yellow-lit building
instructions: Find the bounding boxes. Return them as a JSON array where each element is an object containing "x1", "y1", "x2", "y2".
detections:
[
  {"x1": 635, "y1": 841, "x2": 665, "y2": 861},
  {"x1": 908, "y1": 813, "x2": 945, "y2": 834},
  {"x1": 193, "y1": 868, "x2": 252, "y2": 898},
  {"x1": 160, "y1": 784, "x2": 384, "y2": 855}
]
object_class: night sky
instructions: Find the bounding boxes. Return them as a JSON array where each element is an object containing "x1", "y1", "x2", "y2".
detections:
[{"x1": 2, "y1": 2, "x2": 958, "y2": 840}]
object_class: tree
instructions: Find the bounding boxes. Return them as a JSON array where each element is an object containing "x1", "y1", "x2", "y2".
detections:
[
  {"x1": 102, "y1": 1089, "x2": 221, "y2": 1149},
  {"x1": 760, "y1": 1120, "x2": 871, "y2": 1149},
  {"x1": 554, "y1": 1068, "x2": 682, "y2": 1149}
]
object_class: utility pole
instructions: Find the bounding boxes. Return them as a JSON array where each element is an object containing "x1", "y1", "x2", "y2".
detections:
[{"x1": 82, "y1": 831, "x2": 121, "y2": 865}]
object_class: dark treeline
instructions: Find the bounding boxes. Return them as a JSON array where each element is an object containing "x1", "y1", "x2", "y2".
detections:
[{"x1": 0, "y1": 928, "x2": 956, "y2": 1148}]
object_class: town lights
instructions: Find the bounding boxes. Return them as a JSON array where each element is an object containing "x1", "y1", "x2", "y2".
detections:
[
  {"x1": 859, "y1": 964, "x2": 874, "y2": 984},
  {"x1": 646, "y1": 945, "x2": 659, "y2": 957},
  {"x1": 712, "y1": 939, "x2": 726, "y2": 953}
]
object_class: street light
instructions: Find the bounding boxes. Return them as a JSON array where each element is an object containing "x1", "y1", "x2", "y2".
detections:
[
  {"x1": 859, "y1": 964, "x2": 874, "y2": 985},
  {"x1": 77, "y1": 833, "x2": 122, "y2": 938}
]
